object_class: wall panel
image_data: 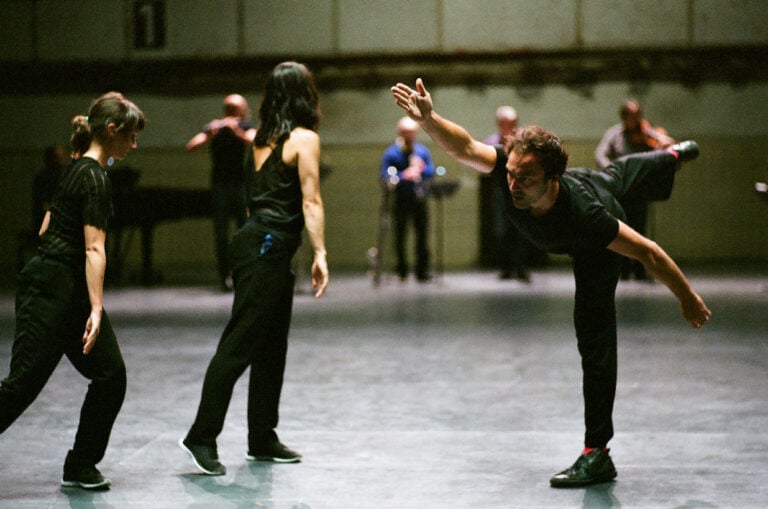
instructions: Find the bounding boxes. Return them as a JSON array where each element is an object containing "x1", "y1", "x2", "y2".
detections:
[
  {"x1": 244, "y1": 0, "x2": 336, "y2": 56},
  {"x1": 444, "y1": 0, "x2": 578, "y2": 51}
]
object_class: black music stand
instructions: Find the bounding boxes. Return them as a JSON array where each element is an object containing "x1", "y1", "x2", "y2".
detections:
[
  {"x1": 370, "y1": 182, "x2": 393, "y2": 287},
  {"x1": 756, "y1": 182, "x2": 767, "y2": 294},
  {"x1": 429, "y1": 177, "x2": 460, "y2": 282}
]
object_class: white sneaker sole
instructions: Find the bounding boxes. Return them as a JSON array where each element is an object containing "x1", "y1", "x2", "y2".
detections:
[
  {"x1": 61, "y1": 478, "x2": 112, "y2": 490},
  {"x1": 178, "y1": 437, "x2": 226, "y2": 475},
  {"x1": 245, "y1": 453, "x2": 301, "y2": 463}
]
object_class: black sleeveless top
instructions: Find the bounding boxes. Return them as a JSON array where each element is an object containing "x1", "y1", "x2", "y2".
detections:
[{"x1": 245, "y1": 140, "x2": 304, "y2": 236}]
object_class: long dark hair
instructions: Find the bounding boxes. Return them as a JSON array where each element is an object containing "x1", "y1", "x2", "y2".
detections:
[
  {"x1": 253, "y1": 62, "x2": 320, "y2": 147},
  {"x1": 70, "y1": 91, "x2": 145, "y2": 156}
]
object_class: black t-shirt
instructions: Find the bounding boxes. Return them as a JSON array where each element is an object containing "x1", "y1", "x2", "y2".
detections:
[
  {"x1": 491, "y1": 146, "x2": 620, "y2": 255},
  {"x1": 245, "y1": 140, "x2": 304, "y2": 237},
  {"x1": 207, "y1": 120, "x2": 253, "y2": 185},
  {"x1": 39, "y1": 157, "x2": 113, "y2": 266}
]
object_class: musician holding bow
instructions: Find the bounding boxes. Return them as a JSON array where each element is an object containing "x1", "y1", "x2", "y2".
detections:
[{"x1": 595, "y1": 99, "x2": 676, "y2": 281}]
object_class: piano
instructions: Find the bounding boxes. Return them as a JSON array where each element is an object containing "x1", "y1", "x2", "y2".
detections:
[{"x1": 109, "y1": 167, "x2": 212, "y2": 285}]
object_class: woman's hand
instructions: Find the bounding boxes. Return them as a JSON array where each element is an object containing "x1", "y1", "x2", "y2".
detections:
[
  {"x1": 82, "y1": 308, "x2": 102, "y2": 354},
  {"x1": 311, "y1": 251, "x2": 329, "y2": 298},
  {"x1": 680, "y1": 293, "x2": 712, "y2": 329}
]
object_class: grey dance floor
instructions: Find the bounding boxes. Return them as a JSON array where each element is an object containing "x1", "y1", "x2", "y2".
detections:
[{"x1": 0, "y1": 267, "x2": 766, "y2": 508}]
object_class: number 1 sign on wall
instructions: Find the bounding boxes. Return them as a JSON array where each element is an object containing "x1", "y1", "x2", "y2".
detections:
[{"x1": 133, "y1": 0, "x2": 166, "y2": 50}]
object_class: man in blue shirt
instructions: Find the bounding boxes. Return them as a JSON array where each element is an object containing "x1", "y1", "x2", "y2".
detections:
[{"x1": 380, "y1": 116, "x2": 435, "y2": 282}]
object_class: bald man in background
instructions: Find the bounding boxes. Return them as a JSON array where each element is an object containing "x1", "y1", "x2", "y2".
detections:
[
  {"x1": 380, "y1": 117, "x2": 435, "y2": 282},
  {"x1": 187, "y1": 94, "x2": 256, "y2": 290},
  {"x1": 484, "y1": 106, "x2": 536, "y2": 282}
]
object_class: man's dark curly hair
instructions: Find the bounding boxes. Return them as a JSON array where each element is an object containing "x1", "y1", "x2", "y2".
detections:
[{"x1": 508, "y1": 126, "x2": 569, "y2": 180}]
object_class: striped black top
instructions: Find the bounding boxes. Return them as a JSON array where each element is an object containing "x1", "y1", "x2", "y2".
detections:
[{"x1": 38, "y1": 157, "x2": 113, "y2": 267}]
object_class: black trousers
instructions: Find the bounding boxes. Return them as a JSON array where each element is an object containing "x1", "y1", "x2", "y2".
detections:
[
  {"x1": 0, "y1": 256, "x2": 126, "y2": 468},
  {"x1": 393, "y1": 191, "x2": 430, "y2": 279},
  {"x1": 212, "y1": 180, "x2": 247, "y2": 281},
  {"x1": 619, "y1": 198, "x2": 649, "y2": 278},
  {"x1": 186, "y1": 220, "x2": 298, "y2": 451},
  {"x1": 572, "y1": 149, "x2": 678, "y2": 448},
  {"x1": 494, "y1": 182, "x2": 535, "y2": 274}
]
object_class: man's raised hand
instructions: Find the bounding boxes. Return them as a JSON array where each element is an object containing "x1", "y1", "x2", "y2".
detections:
[{"x1": 391, "y1": 78, "x2": 433, "y2": 123}]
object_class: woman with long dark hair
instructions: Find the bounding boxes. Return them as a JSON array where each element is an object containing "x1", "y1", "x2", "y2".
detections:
[
  {"x1": 181, "y1": 61, "x2": 329, "y2": 475},
  {"x1": 0, "y1": 92, "x2": 145, "y2": 490}
]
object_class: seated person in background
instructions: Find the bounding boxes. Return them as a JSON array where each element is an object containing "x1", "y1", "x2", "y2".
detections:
[
  {"x1": 595, "y1": 99, "x2": 676, "y2": 281},
  {"x1": 484, "y1": 105, "x2": 535, "y2": 282}
]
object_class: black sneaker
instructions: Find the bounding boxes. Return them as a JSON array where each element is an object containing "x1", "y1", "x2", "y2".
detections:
[
  {"x1": 246, "y1": 440, "x2": 302, "y2": 463},
  {"x1": 550, "y1": 448, "x2": 617, "y2": 488},
  {"x1": 179, "y1": 437, "x2": 226, "y2": 475},
  {"x1": 61, "y1": 465, "x2": 112, "y2": 490}
]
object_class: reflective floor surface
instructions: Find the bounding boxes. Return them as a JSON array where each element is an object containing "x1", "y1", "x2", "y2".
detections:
[{"x1": 0, "y1": 267, "x2": 766, "y2": 508}]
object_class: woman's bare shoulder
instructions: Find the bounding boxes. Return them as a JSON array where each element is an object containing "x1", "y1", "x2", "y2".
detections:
[{"x1": 286, "y1": 127, "x2": 319, "y2": 145}]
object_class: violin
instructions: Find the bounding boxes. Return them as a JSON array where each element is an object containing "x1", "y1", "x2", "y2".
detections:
[{"x1": 629, "y1": 119, "x2": 676, "y2": 149}]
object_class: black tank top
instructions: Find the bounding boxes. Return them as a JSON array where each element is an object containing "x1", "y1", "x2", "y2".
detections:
[{"x1": 245, "y1": 140, "x2": 304, "y2": 236}]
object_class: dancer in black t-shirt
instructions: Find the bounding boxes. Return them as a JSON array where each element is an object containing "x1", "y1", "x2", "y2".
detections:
[
  {"x1": 0, "y1": 92, "x2": 145, "y2": 490},
  {"x1": 392, "y1": 78, "x2": 711, "y2": 488}
]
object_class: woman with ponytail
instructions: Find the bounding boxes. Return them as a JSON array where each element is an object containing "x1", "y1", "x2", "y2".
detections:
[{"x1": 0, "y1": 92, "x2": 145, "y2": 490}]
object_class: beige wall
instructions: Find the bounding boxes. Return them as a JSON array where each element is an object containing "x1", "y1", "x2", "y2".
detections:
[
  {"x1": 5, "y1": 0, "x2": 767, "y2": 62},
  {"x1": 1, "y1": 0, "x2": 767, "y2": 283}
]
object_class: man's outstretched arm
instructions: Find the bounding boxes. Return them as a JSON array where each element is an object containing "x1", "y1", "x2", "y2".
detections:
[
  {"x1": 608, "y1": 221, "x2": 711, "y2": 329},
  {"x1": 391, "y1": 78, "x2": 498, "y2": 174}
]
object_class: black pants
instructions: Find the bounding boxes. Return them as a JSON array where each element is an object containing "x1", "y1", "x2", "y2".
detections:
[
  {"x1": 0, "y1": 256, "x2": 126, "y2": 468},
  {"x1": 393, "y1": 191, "x2": 430, "y2": 279},
  {"x1": 602, "y1": 150, "x2": 670, "y2": 280},
  {"x1": 186, "y1": 220, "x2": 298, "y2": 451},
  {"x1": 572, "y1": 149, "x2": 678, "y2": 448},
  {"x1": 494, "y1": 182, "x2": 535, "y2": 275},
  {"x1": 212, "y1": 180, "x2": 247, "y2": 281},
  {"x1": 619, "y1": 198, "x2": 649, "y2": 278}
]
